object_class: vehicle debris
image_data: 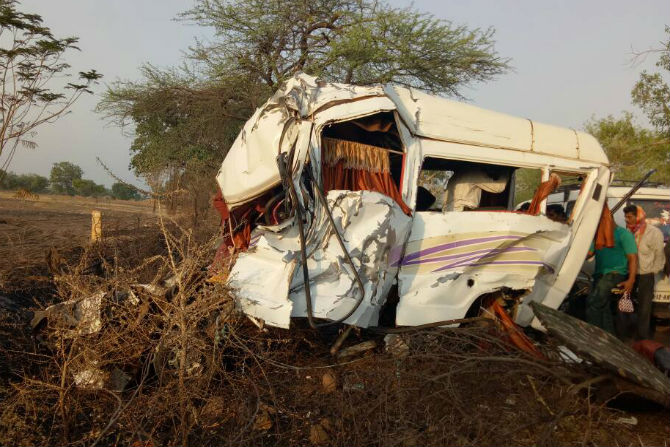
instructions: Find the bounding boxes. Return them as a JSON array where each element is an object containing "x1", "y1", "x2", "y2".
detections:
[
  {"x1": 216, "y1": 73, "x2": 612, "y2": 330},
  {"x1": 615, "y1": 416, "x2": 638, "y2": 426},
  {"x1": 31, "y1": 291, "x2": 104, "y2": 335},
  {"x1": 383, "y1": 334, "x2": 410, "y2": 358},
  {"x1": 531, "y1": 301, "x2": 670, "y2": 406},
  {"x1": 337, "y1": 340, "x2": 377, "y2": 359}
]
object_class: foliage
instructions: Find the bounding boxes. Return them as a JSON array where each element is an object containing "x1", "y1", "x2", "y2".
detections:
[
  {"x1": 72, "y1": 178, "x2": 107, "y2": 197},
  {"x1": 631, "y1": 26, "x2": 670, "y2": 136},
  {"x1": 96, "y1": 66, "x2": 249, "y2": 203},
  {"x1": 0, "y1": 0, "x2": 102, "y2": 177},
  {"x1": 111, "y1": 182, "x2": 142, "y2": 200},
  {"x1": 513, "y1": 168, "x2": 542, "y2": 206},
  {"x1": 584, "y1": 113, "x2": 668, "y2": 184},
  {"x1": 97, "y1": 0, "x2": 509, "y2": 223},
  {"x1": 182, "y1": 0, "x2": 509, "y2": 94},
  {"x1": 0, "y1": 170, "x2": 48, "y2": 191},
  {"x1": 49, "y1": 161, "x2": 82, "y2": 195}
]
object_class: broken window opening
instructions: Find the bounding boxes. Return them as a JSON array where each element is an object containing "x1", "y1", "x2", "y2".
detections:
[
  {"x1": 548, "y1": 171, "x2": 586, "y2": 223},
  {"x1": 416, "y1": 158, "x2": 513, "y2": 212},
  {"x1": 320, "y1": 112, "x2": 410, "y2": 214},
  {"x1": 512, "y1": 167, "x2": 543, "y2": 210}
]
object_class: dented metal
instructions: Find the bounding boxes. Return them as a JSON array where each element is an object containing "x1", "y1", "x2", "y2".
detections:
[
  {"x1": 228, "y1": 190, "x2": 411, "y2": 328},
  {"x1": 218, "y1": 73, "x2": 611, "y2": 329}
]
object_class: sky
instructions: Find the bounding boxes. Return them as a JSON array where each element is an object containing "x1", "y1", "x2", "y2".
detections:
[{"x1": 7, "y1": 0, "x2": 669, "y2": 187}]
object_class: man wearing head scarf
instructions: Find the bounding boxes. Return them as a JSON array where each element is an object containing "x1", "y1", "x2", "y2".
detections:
[{"x1": 623, "y1": 205, "x2": 666, "y2": 340}]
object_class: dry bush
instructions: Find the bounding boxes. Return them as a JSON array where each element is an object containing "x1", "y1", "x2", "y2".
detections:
[{"x1": 0, "y1": 217, "x2": 657, "y2": 446}]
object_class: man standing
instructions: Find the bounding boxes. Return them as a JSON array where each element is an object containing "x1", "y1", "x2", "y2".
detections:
[
  {"x1": 624, "y1": 205, "x2": 665, "y2": 340},
  {"x1": 586, "y1": 216, "x2": 638, "y2": 335}
]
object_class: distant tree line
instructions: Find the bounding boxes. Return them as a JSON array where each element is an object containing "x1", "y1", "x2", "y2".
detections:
[{"x1": 0, "y1": 161, "x2": 144, "y2": 200}]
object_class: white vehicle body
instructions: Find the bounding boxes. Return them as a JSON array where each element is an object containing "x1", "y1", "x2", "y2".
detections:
[
  {"x1": 547, "y1": 186, "x2": 670, "y2": 317},
  {"x1": 217, "y1": 73, "x2": 611, "y2": 329}
]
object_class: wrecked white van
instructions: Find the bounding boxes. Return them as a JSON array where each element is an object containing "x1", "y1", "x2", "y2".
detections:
[{"x1": 216, "y1": 73, "x2": 611, "y2": 330}]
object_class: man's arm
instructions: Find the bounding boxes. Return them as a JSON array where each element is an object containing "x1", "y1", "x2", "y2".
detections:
[
  {"x1": 618, "y1": 253, "x2": 637, "y2": 294},
  {"x1": 651, "y1": 227, "x2": 666, "y2": 273}
]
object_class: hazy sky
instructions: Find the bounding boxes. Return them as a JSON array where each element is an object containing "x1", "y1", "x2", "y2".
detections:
[{"x1": 8, "y1": 0, "x2": 668, "y2": 187}]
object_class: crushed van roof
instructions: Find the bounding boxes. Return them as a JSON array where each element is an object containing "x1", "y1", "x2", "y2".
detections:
[{"x1": 217, "y1": 73, "x2": 608, "y2": 207}]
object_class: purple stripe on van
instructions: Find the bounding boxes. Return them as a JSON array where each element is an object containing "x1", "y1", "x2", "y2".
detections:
[
  {"x1": 433, "y1": 259, "x2": 547, "y2": 273},
  {"x1": 432, "y1": 249, "x2": 537, "y2": 272},
  {"x1": 400, "y1": 234, "x2": 522, "y2": 265},
  {"x1": 249, "y1": 234, "x2": 261, "y2": 247},
  {"x1": 402, "y1": 246, "x2": 534, "y2": 267}
]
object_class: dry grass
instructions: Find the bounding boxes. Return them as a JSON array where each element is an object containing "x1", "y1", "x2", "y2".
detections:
[{"x1": 0, "y1": 211, "x2": 668, "y2": 446}]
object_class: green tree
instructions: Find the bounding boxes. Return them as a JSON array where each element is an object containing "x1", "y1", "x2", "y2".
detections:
[
  {"x1": 19, "y1": 173, "x2": 49, "y2": 192},
  {"x1": 182, "y1": 0, "x2": 509, "y2": 94},
  {"x1": 111, "y1": 182, "x2": 141, "y2": 200},
  {"x1": 0, "y1": 169, "x2": 18, "y2": 189},
  {"x1": 0, "y1": 170, "x2": 49, "y2": 192},
  {"x1": 98, "y1": 0, "x2": 509, "y2": 223},
  {"x1": 585, "y1": 113, "x2": 668, "y2": 184},
  {"x1": 0, "y1": 1, "x2": 102, "y2": 178},
  {"x1": 631, "y1": 26, "x2": 670, "y2": 136},
  {"x1": 49, "y1": 161, "x2": 83, "y2": 195},
  {"x1": 72, "y1": 178, "x2": 106, "y2": 197}
]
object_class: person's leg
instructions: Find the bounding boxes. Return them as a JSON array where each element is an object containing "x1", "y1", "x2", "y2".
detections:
[
  {"x1": 587, "y1": 274, "x2": 618, "y2": 334},
  {"x1": 586, "y1": 275, "x2": 605, "y2": 329},
  {"x1": 636, "y1": 273, "x2": 655, "y2": 340},
  {"x1": 613, "y1": 275, "x2": 637, "y2": 340},
  {"x1": 606, "y1": 273, "x2": 626, "y2": 335}
]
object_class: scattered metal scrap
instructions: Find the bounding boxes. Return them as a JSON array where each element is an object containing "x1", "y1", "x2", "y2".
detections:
[{"x1": 531, "y1": 301, "x2": 670, "y2": 406}]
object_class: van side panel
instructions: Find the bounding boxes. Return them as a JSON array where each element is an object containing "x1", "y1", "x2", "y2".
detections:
[{"x1": 396, "y1": 212, "x2": 571, "y2": 325}]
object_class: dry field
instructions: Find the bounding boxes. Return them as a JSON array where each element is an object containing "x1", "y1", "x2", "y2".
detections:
[
  {"x1": 0, "y1": 191, "x2": 669, "y2": 446},
  {"x1": 0, "y1": 191, "x2": 160, "y2": 292}
]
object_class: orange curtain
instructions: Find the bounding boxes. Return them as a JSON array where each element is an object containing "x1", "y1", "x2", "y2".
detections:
[
  {"x1": 321, "y1": 137, "x2": 410, "y2": 215},
  {"x1": 322, "y1": 161, "x2": 411, "y2": 215},
  {"x1": 594, "y1": 203, "x2": 615, "y2": 249},
  {"x1": 212, "y1": 188, "x2": 265, "y2": 253},
  {"x1": 527, "y1": 173, "x2": 561, "y2": 215}
]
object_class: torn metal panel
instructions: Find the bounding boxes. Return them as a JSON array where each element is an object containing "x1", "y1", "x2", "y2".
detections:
[
  {"x1": 289, "y1": 191, "x2": 412, "y2": 327},
  {"x1": 218, "y1": 74, "x2": 384, "y2": 208},
  {"x1": 217, "y1": 108, "x2": 311, "y2": 207},
  {"x1": 272, "y1": 75, "x2": 386, "y2": 118},
  {"x1": 228, "y1": 237, "x2": 299, "y2": 329},
  {"x1": 229, "y1": 190, "x2": 411, "y2": 328},
  {"x1": 396, "y1": 212, "x2": 571, "y2": 326},
  {"x1": 219, "y1": 72, "x2": 608, "y2": 211},
  {"x1": 531, "y1": 301, "x2": 670, "y2": 402}
]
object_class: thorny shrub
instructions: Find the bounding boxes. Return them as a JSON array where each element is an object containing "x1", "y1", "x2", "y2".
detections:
[{"x1": 0, "y1": 218, "x2": 656, "y2": 446}]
